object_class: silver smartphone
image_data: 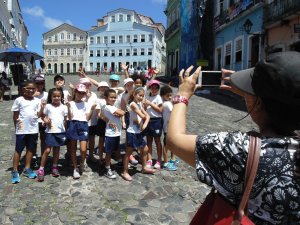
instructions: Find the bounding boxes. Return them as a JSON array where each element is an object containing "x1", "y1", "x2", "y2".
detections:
[{"x1": 198, "y1": 71, "x2": 223, "y2": 86}]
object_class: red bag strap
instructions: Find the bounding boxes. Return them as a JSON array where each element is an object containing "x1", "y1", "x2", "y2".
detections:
[{"x1": 232, "y1": 135, "x2": 261, "y2": 224}]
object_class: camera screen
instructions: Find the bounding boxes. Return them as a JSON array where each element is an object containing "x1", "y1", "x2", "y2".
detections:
[{"x1": 199, "y1": 71, "x2": 222, "y2": 86}]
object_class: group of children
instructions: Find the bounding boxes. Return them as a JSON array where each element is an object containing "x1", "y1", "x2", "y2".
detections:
[{"x1": 10, "y1": 67, "x2": 179, "y2": 183}]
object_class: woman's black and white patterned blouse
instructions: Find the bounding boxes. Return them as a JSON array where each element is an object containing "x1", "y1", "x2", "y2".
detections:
[{"x1": 195, "y1": 131, "x2": 300, "y2": 225}]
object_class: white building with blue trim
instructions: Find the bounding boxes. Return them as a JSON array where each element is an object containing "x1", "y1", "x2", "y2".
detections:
[{"x1": 87, "y1": 8, "x2": 165, "y2": 73}]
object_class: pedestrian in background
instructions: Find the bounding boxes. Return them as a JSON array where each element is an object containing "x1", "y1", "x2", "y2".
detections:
[{"x1": 167, "y1": 51, "x2": 300, "y2": 224}]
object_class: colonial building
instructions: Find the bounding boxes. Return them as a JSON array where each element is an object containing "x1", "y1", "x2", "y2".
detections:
[
  {"x1": 264, "y1": 1, "x2": 300, "y2": 53},
  {"x1": 213, "y1": 0, "x2": 265, "y2": 71},
  {"x1": 0, "y1": 0, "x2": 29, "y2": 71},
  {"x1": 164, "y1": 0, "x2": 181, "y2": 76},
  {"x1": 42, "y1": 23, "x2": 87, "y2": 74},
  {"x1": 87, "y1": 8, "x2": 165, "y2": 73}
]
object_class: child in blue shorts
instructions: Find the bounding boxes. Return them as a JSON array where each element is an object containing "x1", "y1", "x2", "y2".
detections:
[
  {"x1": 37, "y1": 88, "x2": 68, "y2": 181},
  {"x1": 102, "y1": 89, "x2": 125, "y2": 179},
  {"x1": 11, "y1": 81, "x2": 40, "y2": 184}
]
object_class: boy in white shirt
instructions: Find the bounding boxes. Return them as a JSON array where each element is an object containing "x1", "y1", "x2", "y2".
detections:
[{"x1": 102, "y1": 89, "x2": 125, "y2": 179}]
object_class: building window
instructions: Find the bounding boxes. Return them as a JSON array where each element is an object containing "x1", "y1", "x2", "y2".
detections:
[
  {"x1": 54, "y1": 49, "x2": 58, "y2": 56},
  {"x1": 126, "y1": 35, "x2": 130, "y2": 43},
  {"x1": 104, "y1": 49, "x2": 108, "y2": 57},
  {"x1": 60, "y1": 48, "x2": 64, "y2": 56},
  {"x1": 111, "y1": 15, "x2": 115, "y2": 22},
  {"x1": 111, "y1": 49, "x2": 115, "y2": 57},
  {"x1": 90, "y1": 37, "x2": 94, "y2": 44},
  {"x1": 67, "y1": 33, "x2": 70, "y2": 40},
  {"x1": 133, "y1": 35, "x2": 138, "y2": 43},
  {"x1": 73, "y1": 33, "x2": 76, "y2": 40},
  {"x1": 97, "y1": 36, "x2": 101, "y2": 44},
  {"x1": 141, "y1": 35, "x2": 145, "y2": 42},
  {"x1": 141, "y1": 48, "x2": 145, "y2": 56},
  {"x1": 148, "y1": 34, "x2": 153, "y2": 42},
  {"x1": 90, "y1": 63, "x2": 93, "y2": 71},
  {"x1": 67, "y1": 48, "x2": 70, "y2": 56},
  {"x1": 225, "y1": 43, "x2": 231, "y2": 65},
  {"x1": 133, "y1": 48, "x2": 137, "y2": 56},
  {"x1": 48, "y1": 37, "x2": 52, "y2": 42},
  {"x1": 119, "y1": 36, "x2": 123, "y2": 43},
  {"x1": 111, "y1": 36, "x2": 115, "y2": 44},
  {"x1": 73, "y1": 48, "x2": 77, "y2": 55},
  {"x1": 119, "y1": 14, "x2": 123, "y2": 22},
  {"x1": 54, "y1": 35, "x2": 58, "y2": 42},
  {"x1": 90, "y1": 50, "x2": 93, "y2": 57},
  {"x1": 47, "y1": 49, "x2": 52, "y2": 56},
  {"x1": 119, "y1": 49, "x2": 122, "y2": 56},
  {"x1": 148, "y1": 48, "x2": 152, "y2": 55},
  {"x1": 61, "y1": 33, "x2": 64, "y2": 40},
  {"x1": 235, "y1": 39, "x2": 242, "y2": 62},
  {"x1": 97, "y1": 50, "x2": 100, "y2": 57},
  {"x1": 127, "y1": 15, "x2": 131, "y2": 21},
  {"x1": 80, "y1": 35, "x2": 84, "y2": 41},
  {"x1": 126, "y1": 49, "x2": 130, "y2": 56},
  {"x1": 104, "y1": 36, "x2": 108, "y2": 44},
  {"x1": 79, "y1": 48, "x2": 83, "y2": 55}
]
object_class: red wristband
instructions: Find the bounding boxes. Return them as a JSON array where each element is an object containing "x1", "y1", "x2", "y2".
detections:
[{"x1": 172, "y1": 95, "x2": 189, "y2": 106}]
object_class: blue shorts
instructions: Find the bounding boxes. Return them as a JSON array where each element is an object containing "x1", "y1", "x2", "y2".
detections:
[
  {"x1": 66, "y1": 120, "x2": 88, "y2": 141},
  {"x1": 97, "y1": 119, "x2": 106, "y2": 137},
  {"x1": 127, "y1": 132, "x2": 146, "y2": 149},
  {"x1": 104, "y1": 136, "x2": 120, "y2": 154},
  {"x1": 45, "y1": 133, "x2": 66, "y2": 147},
  {"x1": 144, "y1": 118, "x2": 163, "y2": 137},
  {"x1": 88, "y1": 125, "x2": 98, "y2": 136},
  {"x1": 15, "y1": 134, "x2": 38, "y2": 153}
]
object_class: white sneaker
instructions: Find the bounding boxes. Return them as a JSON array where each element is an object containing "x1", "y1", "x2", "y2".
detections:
[
  {"x1": 73, "y1": 168, "x2": 80, "y2": 179},
  {"x1": 79, "y1": 162, "x2": 88, "y2": 173},
  {"x1": 105, "y1": 168, "x2": 116, "y2": 179},
  {"x1": 154, "y1": 161, "x2": 161, "y2": 169}
]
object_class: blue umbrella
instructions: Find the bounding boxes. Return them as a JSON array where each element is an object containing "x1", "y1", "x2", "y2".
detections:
[{"x1": 0, "y1": 47, "x2": 43, "y2": 63}]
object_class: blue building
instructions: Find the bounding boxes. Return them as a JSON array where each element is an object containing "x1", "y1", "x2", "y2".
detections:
[
  {"x1": 213, "y1": 0, "x2": 264, "y2": 71},
  {"x1": 87, "y1": 8, "x2": 165, "y2": 73}
]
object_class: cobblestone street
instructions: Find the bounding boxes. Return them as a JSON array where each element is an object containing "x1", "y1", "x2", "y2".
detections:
[{"x1": 0, "y1": 74, "x2": 257, "y2": 225}]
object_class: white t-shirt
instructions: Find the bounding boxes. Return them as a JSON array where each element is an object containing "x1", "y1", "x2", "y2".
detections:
[
  {"x1": 63, "y1": 89, "x2": 71, "y2": 104},
  {"x1": 11, "y1": 96, "x2": 40, "y2": 134},
  {"x1": 43, "y1": 103, "x2": 67, "y2": 133},
  {"x1": 103, "y1": 105, "x2": 122, "y2": 137},
  {"x1": 127, "y1": 102, "x2": 143, "y2": 134},
  {"x1": 146, "y1": 94, "x2": 163, "y2": 118},
  {"x1": 35, "y1": 91, "x2": 48, "y2": 123},
  {"x1": 162, "y1": 101, "x2": 173, "y2": 133},
  {"x1": 128, "y1": 67, "x2": 134, "y2": 75},
  {"x1": 86, "y1": 92, "x2": 98, "y2": 126},
  {"x1": 69, "y1": 101, "x2": 89, "y2": 122}
]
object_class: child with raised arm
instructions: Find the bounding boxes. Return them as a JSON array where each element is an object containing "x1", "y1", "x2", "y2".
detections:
[
  {"x1": 11, "y1": 81, "x2": 40, "y2": 184},
  {"x1": 102, "y1": 89, "x2": 125, "y2": 179},
  {"x1": 37, "y1": 88, "x2": 68, "y2": 181},
  {"x1": 121, "y1": 87, "x2": 154, "y2": 181},
  {"x1": 66, "y1": 84, "x2": 96, "y2": 179},
  {"x1": 160, "y1": 85, "x2": 178, "y2": 171}
]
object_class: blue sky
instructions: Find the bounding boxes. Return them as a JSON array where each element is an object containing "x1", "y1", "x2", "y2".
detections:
[{"x1": 19, "y1": 0, "x2": 167, "y2": 56}]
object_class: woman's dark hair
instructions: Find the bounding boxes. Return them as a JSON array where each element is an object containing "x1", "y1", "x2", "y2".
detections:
[
  {"x1": 128, "y1": 87, "x2": 145, "y2": 104},
  {"x1": 131, "y1": 73, "x2": 147, "y2": 86},
  {"x1": 261, "y1": 97, "x2": 300, "y2": 176},
  {"x1": 160, "y1": 85, "x2": 173, "y2": 96},
  {"x1": 47, "y1": 87, "x2": 64, "y2": 104},
  {"x1": 104, "y1": 88, "x2": 116, "y2": 98}
]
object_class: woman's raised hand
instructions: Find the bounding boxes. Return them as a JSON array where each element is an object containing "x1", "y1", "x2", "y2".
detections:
[
  {"x1": 220, "y1": 69, "x2": 247, "y2": 97},
  {"x1": 178, "y1": 66, "x2": 201, "y2": 99}
]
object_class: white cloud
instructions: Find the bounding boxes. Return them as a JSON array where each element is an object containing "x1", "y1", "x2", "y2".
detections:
[{"x1": 23, "y1": 6, "x2": 72, "y2": 30}]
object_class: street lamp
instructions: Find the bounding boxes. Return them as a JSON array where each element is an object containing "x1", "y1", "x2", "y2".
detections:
[{"x1": 243, "y1": 19, "x2": 254, "y2": 34}]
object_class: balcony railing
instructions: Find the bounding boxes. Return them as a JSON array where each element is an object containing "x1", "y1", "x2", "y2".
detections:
[
  {"x1": 165, "y1": 19, "x2": 180, "y2": 40},
  {"x1": 264, "y1": 0, "x2": 300, "y2": 24},
  {"x1": 214, "y1": 0, "x2": 264, "y2": 31}
]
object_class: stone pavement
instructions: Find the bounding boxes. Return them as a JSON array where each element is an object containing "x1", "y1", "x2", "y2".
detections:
[{"x1": 0, "y1": 74, "x2": 257, "y2": 225}]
